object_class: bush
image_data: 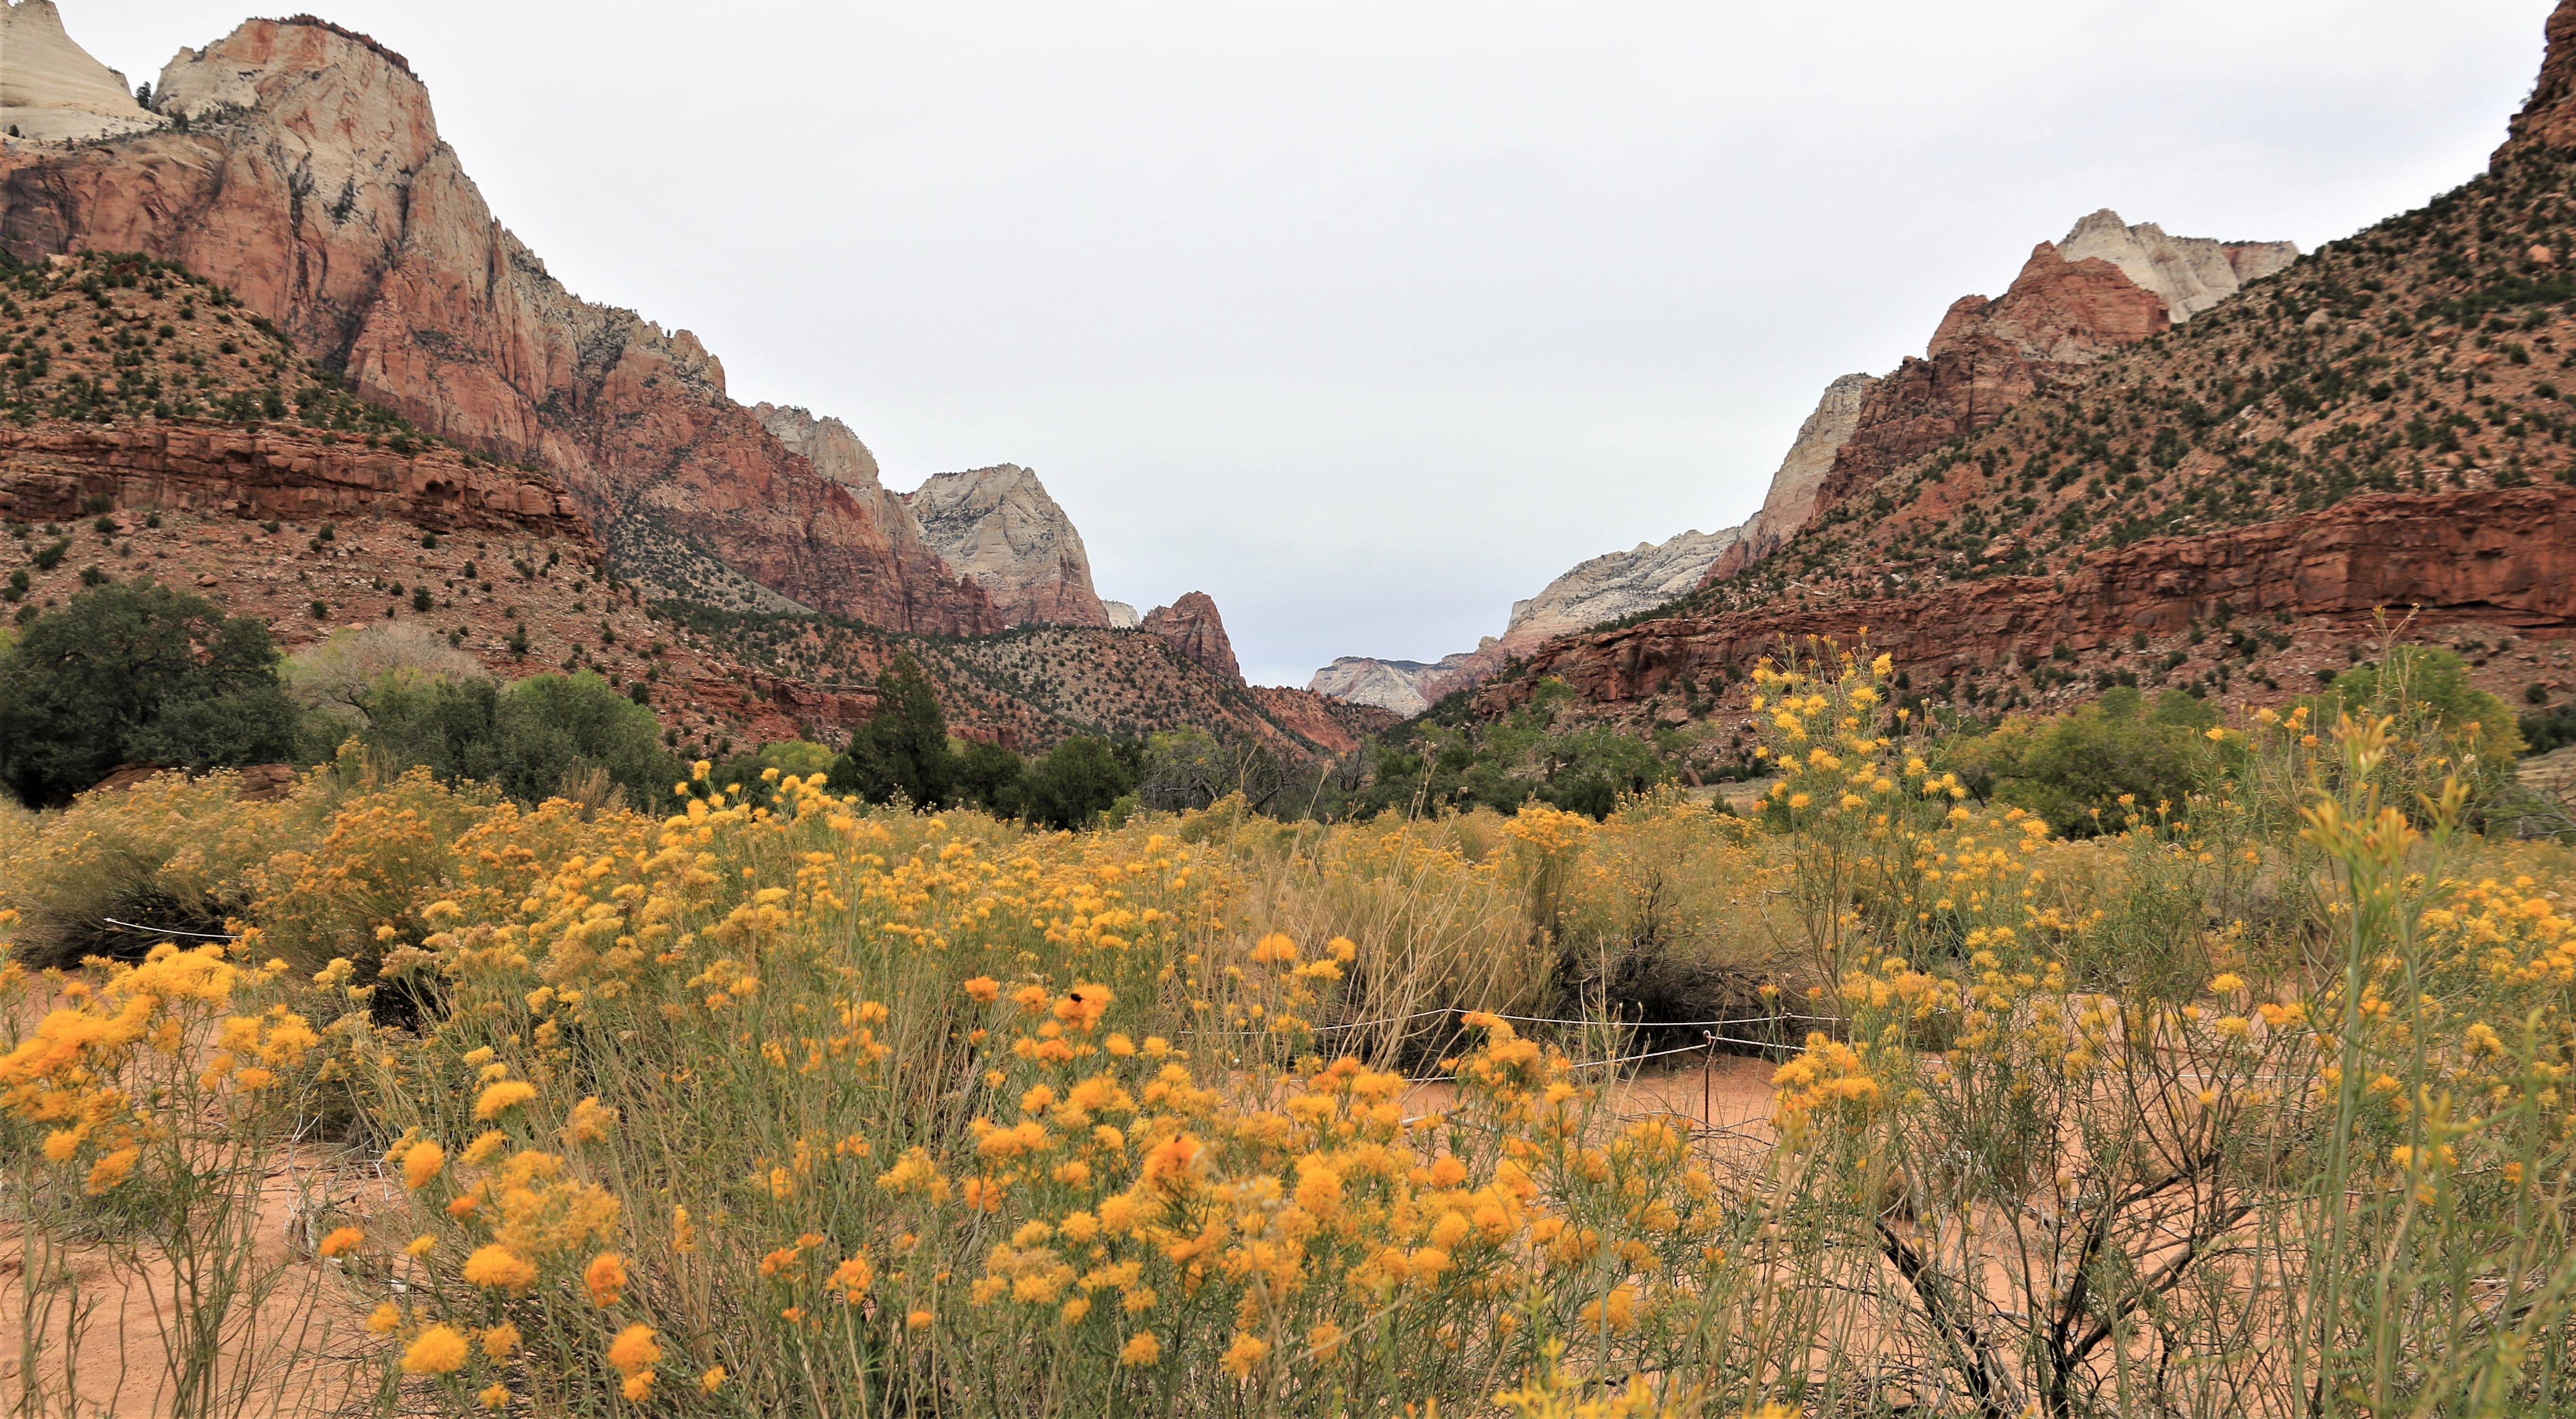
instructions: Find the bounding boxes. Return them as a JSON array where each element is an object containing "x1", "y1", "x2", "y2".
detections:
[
  {"x1": 2311, "y1": 644, "x2": 2525, "y2": 812},
  {"x1": 1946, "y1": 685, "x2": 2224, "y2": 835},
  {"x1": 0, "y1": 582, "x2": 302, "y2": 806},
  {"x1": 1016, "y1": 735, "x2": 1136, "y2": 829},
  {"x1": 2524, "y1": 702, "x2": 2576, "y2": 756},
  {"x1": 347, "y1": 669, "x2": 680, "y2": 809},
  {"x1": 0, "y1": 769, "x2": 265, "y2": 968}
]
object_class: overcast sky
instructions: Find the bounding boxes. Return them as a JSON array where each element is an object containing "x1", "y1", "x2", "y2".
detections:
[{"x1": 78, "y1": 1, "x2": 2555, "y2": 684}]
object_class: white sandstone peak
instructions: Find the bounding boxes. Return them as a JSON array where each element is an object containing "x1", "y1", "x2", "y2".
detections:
[
  {"x1": 2055, "y1": 209, "x2": 2298, "y2": 321},
  {"x1": 1, "y1": 0, "x2": 165, "y2": 142},
  {"x1": 901, "y1": 465, "x2": 1110, "y2": 628}
]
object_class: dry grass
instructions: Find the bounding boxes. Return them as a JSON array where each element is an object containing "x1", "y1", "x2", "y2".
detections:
[{"x1": 4, "y1": 655, "x2": 2574, "y2": 1416}]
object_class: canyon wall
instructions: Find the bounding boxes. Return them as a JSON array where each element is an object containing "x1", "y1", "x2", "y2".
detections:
[
  {"x1": 1483, "y1": 486, "x2": 2576, "y2": 713},
  {"x1": 0, "y1": 15, "x2": 996, "y2": 633},
  {"x1": 0, "y1": 421, "x2": 585, "y2": 536}
]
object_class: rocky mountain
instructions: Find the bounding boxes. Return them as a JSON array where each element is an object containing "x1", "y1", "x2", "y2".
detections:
[
  {"x1": 0, "y1": 252, "x2": 857, "y2": 753},
  {"x1": 1715, "y1": 371, "x2": 1881, "y2": 574},
  {"x1": 752, "y1": 403, "x2": 881, "y2": 489},
  {"x1": 1474, "y1": 0, "x2": 2576, "y2": 753},
  {"x1": 744, "y1": 400, "x2": 973, "y2": 619},
  {"x1": 1102, "y1": 600, "x2": 1141, "y2": 629},
  {"x1": 2056, "y1": 209, "x2": 2298, "y2": 320},
  {"x1": 0, "y1": 13, "x2": 996, "y2": 634},
  {"x1": 0, "y1": 0, "x2": 161, "y2": 143},
  {"x1": 1308, "y1": 646, "x2": 1498, "y2": 718},
  {"x1": 1505, "y1": 528, "x2": 1741, "y2": 644},
  {"x1": 1142, "y1": 591, "x2": 1241, "y2": 680},
  {"x1": 1793, "y1": 231, "x2": 2199, "y2": 526},
  {"x1": 0, "y1": 250, "x2": 1372, "y2": 767},
  {"x1": 1311, "y1": 375, "x2": 1872, "y2": 713},
  {"x1": 901, "y1": 464, "x2": 1110, "y2": 628},
  {"x1": 1315, "y1": 209, "x2": 2287, "y2": 717}
]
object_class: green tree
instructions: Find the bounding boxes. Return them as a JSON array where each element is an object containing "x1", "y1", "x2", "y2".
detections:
[
  {"x1": 488, "y1": 672, "x2": 681, "y2": 807},
  {"x1": 347, "y1": 669, "x2": 680, "y2": 809},
  {"x1": 345, "y1": 672, "x2": 507, "y2": 785},
  {"x1": 828, "y1": 654, "x2": 959, "y2": 807},
  {"x1": 1017, "y1": 736, "x2": 1135, "y2": 829},
  {"x1": 954, "y1": 739, "x2": 1027, "y2": 814},
  {"x1": 0, "y1": 582, "x2": 302, "y2": 805}
]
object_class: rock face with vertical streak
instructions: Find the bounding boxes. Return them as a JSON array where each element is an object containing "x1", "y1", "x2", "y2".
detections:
[
  {"x1": 1702, "y1": 370, "x2": 1880, "y2": 580},
  {"x1": 901, "y1": 464, "x2": 1111, "y2": 627},
  {"x1": 0, "y1": 14, "x2": 996, "y2": 632},
  {"x1": 1143, "y1": 592, "x2": 1241, "y2": 681}
]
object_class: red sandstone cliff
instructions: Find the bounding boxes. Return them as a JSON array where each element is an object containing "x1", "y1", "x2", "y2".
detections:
[
  {"x1": 0, "y1": 17, "x2": 994, "y2": 633},
  {"x1": 1796, "y1": 243, "x2": 2172, "y2": 535},
  {"x1": 0, "y1": 422, "x2": 585, "y2": 536},
  {"x1": 2505, "y1": 0, "x2": 2576, "y2": 157},
  {"x1": 1142, "y1": 592, "x2": 1242, "y2": 681},
  {"x1": 1485, "y1": 486, "x2": 2576, "y2": 714}
]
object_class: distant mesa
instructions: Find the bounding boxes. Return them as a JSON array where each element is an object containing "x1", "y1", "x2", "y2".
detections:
[
  {"x1": 1307, "y1": 643, "x2": 1496, "y2": 718},
  {"x1": 901, "y1": 464, "x2": 1110, "y2": 628},
  {"x1": 1505, "y1": 528, "x2": 1742, "y2": 645}
]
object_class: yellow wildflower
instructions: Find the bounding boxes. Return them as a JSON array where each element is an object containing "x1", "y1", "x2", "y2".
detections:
[{"x1": 401, "y1": 1325, "x2": 470, "y2": 1376}]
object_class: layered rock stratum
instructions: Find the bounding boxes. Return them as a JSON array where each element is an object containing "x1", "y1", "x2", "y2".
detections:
[
  {"x1": 901, "y1": 464, "x2": 1110, "y2": 628},
  {"x1": 0, "y1": 15, "x2": 996, "y2": 633},
  {"x1": 0, "y1": 1, "x2": 162, "y2": 143}
]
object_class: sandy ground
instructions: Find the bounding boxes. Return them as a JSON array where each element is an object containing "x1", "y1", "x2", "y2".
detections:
[{"x1": 1, "y1": 1145, "x2": 389, "y2": 1418}]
